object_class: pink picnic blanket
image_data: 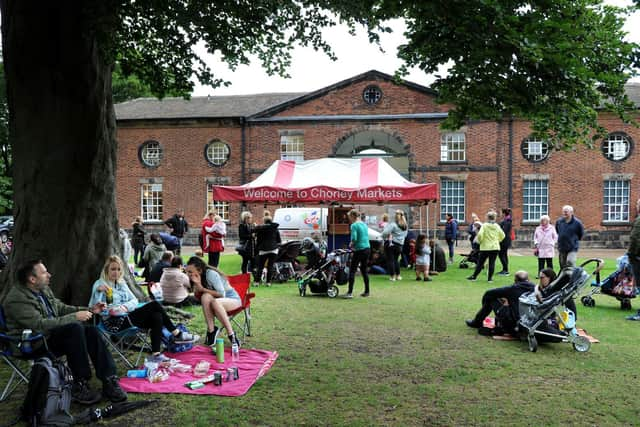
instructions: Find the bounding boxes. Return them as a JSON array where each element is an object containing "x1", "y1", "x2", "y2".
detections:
[{"x1": 119, "y1": 345, "x2": 278, "y2": 396}]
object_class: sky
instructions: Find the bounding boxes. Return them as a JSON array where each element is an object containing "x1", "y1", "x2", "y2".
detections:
[{"x1": 192, "y1": 0, "x2": 640, "y2": 97}]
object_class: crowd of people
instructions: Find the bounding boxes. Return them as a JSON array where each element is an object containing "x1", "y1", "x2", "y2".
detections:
[{"x1": 2, "y1": 200, "x2": 627, "y2": 407}]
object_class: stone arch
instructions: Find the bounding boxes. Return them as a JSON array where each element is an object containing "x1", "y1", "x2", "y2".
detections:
[{"x1": 332, "y1": 126, "x2": 413, "y2": 178}]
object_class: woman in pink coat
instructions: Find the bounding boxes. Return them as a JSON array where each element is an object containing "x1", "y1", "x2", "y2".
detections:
[{"x1": 533, "y1": 215, "x2": 558, "y2": 277}]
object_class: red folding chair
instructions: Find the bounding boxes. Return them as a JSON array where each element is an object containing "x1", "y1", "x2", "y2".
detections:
[{"x1": 222, "y1": 273, "x2": 255, "y2": 341}]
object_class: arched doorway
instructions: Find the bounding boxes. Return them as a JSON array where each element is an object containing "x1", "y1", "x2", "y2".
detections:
[{"x1": 333, "y1": 129, "x2": 410, "y2": 178}]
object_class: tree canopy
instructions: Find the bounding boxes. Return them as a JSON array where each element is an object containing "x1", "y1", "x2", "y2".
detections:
[{"x1": 114, "y1": 0, "x2": 639, "y2": 149}]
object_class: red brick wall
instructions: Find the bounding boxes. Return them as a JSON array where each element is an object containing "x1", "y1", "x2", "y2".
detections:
[{"x1": 114, "y1": 77, "x2": 640, "y2": 246}]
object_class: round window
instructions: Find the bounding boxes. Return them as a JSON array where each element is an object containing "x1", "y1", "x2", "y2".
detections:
[
  {"x1": 521, "y1": 136, "x2": 550, "y2": 163},
  {"x1": 362, "y1": 85, "x2": 383, "y2": 105},
  {"x1": 601, "y1": 132, "x2": 633, "y2": 162},
  {"x1": 138, "y1": 140, "x2": 163, "y2": 168},
  {"x1": 204, "y1": 140, "x2": 230, "y2": 166}
]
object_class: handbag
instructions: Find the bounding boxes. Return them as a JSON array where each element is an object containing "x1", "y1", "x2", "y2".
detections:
[
  {"x1": 235, "y1": 241, "x2": 248, "y2": 254},
  {"x1": 533, "y1": 248, "x2": 539, "y2": 256},
  {"x1": 102, "y1": 315, "x2": 134, "y2": 333}
]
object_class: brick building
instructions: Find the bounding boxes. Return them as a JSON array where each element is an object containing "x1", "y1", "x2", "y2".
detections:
[{"x1": 115, "y1": 70, "x2": 640, "y2": 247}]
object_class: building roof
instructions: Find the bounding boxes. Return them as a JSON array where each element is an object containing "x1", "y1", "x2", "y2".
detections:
[
  {"x1": 114, "y1": 92, "x2": 305, "y2": 120},
  {"x1": 114, "y1": 71, "x2": 640, "y2": 121}
]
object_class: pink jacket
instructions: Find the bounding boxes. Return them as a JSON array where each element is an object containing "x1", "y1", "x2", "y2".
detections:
[
  {"x1": 534, "y1": 225, "x2": 558, "y2": 259},
  {"x1": 159, "y1": 267, "x2": 191, "y2": 304}
]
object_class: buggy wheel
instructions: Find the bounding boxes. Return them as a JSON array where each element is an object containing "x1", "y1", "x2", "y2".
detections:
[
  {"x1": 327, "y1": 285, "x2": 339, "y2": 298},
  {"x1": 527, "y1": 335, "x2": 538, "y2": 352},
  {"x1": 621, "y1": 299, "x2": 632, "y2": 310},
  {"x1": 298, "y1": 283, "x2": 306, "y2": 297},
  {"x1": 581, "y1": 296, "x2": 595, "y2": 307},
  {"x1": 572, "y1": 336, "x2": 591, "y2": 353}
]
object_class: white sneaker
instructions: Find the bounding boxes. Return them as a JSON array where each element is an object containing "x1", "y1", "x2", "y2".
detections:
[
  {"x1": 396, "y1": 276, "x2": 402, "y2": 281},
  {"x1": 389, "y1": 277, "x2": 396, "y2": 282}
]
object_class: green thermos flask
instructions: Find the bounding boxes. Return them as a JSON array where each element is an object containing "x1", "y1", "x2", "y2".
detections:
[{"x1": 215, "y1": 338, "x2": 224, "y2": 363}]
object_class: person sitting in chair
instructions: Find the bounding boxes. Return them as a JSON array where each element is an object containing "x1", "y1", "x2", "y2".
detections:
[
  {"x1": 465, "y1": 270, "x2": 535, "y2": 333},
  {"x1": 185, "y1": 256, "x2": 242, "y2": 347},
  {"x1": 89, "y1": 255, "x2": 198, "y2": 363},
  {"x1": 4, "y1": 259, "x2": 127, "y2": 405}
]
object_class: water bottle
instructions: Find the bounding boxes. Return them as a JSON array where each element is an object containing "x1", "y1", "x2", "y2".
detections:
[
  {"x1": 20, "y1": 329, "x2": 32, "y2": 354},
  {"x1": 215, "y1": 338, "x2": 225, "y2": 363},
  {"x1": 231, "y1": 342, "x2": 240, "y2": 362}
]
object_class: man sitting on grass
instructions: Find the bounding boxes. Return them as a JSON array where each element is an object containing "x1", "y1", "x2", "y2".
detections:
[{"x1": 465, "y1": 270, "x2": 535, "y2": 333}]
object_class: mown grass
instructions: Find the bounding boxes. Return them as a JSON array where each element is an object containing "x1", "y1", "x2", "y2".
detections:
[{"x1": 2, "y1": 252, "x2": 640, "y2": 426}]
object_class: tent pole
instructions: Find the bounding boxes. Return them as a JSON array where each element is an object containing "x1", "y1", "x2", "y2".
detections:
[{"x1": 419, "y1": 205, "x2": 423, "y2": 234}]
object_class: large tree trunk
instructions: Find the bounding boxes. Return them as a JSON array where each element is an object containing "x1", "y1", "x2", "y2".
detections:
[{"x1": 0, "y1": 1, "x2": 142, "y2": 304}]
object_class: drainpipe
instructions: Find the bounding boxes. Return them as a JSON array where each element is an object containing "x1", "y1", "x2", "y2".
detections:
[
  {"x1": 508, "y1": 117, "x2": 513, "y2": 209},
  {"x1": 240, "y1": 117, "x2": 247, "y2": 212},
  {"x1": 240, "y1": 117, "x2": 246, "y2": 184}
]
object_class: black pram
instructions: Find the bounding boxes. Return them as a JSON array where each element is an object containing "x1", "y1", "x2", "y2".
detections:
[
  {"x1": 518, "y1": 259, "x2": 603, "y2": 352},
  {"x1": 581, "y1": 254, "x2": 637, "y2": 310}
]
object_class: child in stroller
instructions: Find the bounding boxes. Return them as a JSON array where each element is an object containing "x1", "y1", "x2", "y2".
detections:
[
  {"x1": 255, "y1": 240, "x2": 301, "y2": 285},
  {"x1": 297, "y1": 247, "x2": 351, "y2": 298},
  {"x1": 518, "y1": 259, "x2": 603, "y2": 352},
  {"x1": 459, "y1": 221, "x2": 481, "y2": 269},
  {"x1": 581, "y1": 254, "x2": 637, "y2": 310}
]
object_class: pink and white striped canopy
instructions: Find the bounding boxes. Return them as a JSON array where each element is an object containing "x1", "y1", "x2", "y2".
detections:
[{"x1": 211, "y1": 158, "x2": 438, "y2": 203}]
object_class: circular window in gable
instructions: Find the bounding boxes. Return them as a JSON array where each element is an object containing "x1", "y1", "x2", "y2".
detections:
[
  {"x1": 363, "y1": 85, "x2": 383, "y2": 105},
  {"x1": 138, "y1": 140, "x2": 163, "y2": 168},
  {"x1": 521, "y1": 136, "x2": 550, "y2": 163},
  {"x1": 205, "y1": 139, "x2": 230, "y2": 166},
  {"x1": 601, "y1": 132, "x2": 633, "y2": 162}
]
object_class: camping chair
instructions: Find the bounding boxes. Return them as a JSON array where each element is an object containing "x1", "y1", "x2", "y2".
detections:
[
  {"x1": 95, "y1": 312, "x2": 151, "y2": 370},
  {"x1": 220, "y1": 273, "x2": 255, "y2": 342},
  {"x1": 0, "y1": 304, "x2": 50, "y2": 401}
]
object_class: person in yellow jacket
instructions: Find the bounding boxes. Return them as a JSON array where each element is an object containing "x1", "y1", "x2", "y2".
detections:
[{"x1": 467, "y1": 210, "x2": 505, "y2": 283}]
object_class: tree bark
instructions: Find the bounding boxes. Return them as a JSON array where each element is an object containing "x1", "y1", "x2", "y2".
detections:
[{"x1": 0, "y1": 1, "x2": 143, "y2": 304}]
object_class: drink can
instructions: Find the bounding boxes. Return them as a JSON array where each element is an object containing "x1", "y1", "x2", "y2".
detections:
[
  {"x1": 21, "y1": 329, "x2": 32, "y2": 353},
  {"x1": 213, "y1": 371, "x2": 222, "y2": 386}
]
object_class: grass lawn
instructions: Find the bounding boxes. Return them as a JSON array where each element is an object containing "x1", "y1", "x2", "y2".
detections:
[{"x1": 2, "y1": 252, "x2": 640, "y2": 426}]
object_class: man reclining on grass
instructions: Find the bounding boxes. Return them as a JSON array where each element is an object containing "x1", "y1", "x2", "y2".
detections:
[{"x1": 465, "y1": 270, "x2": 535, "y2": 334}]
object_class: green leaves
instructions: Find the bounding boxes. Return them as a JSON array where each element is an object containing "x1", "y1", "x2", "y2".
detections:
[{"x1": 391, "y1": 0, "x2": 639, "y2": 149}]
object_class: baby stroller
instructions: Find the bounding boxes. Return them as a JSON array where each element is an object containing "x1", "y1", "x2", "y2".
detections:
[
  {"x1": 458, "y1": 246, "x2": 479, "y2": 269},
  {"x1": 297, "y1": 248, "x2": 351, "y2": 298},
  {"x1": 271, "y1": 240, "x2": 302, "y2": 283},
  {"x1": 581, "y1": 254, "x2": 637, "y2": 310},
  {"x1": 255, "y1": 240, "x2": 302, "y2": 284},
  {"x1": 518, "y1": 258, "x2": 603, "y2": 352}
]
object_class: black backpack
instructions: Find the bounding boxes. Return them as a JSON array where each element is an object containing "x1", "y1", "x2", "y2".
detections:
[{"x1": 22, "y1": 357, "x2": 74, "y2": 426}]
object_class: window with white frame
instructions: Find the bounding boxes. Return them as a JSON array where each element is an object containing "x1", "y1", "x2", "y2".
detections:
[
  {"x1": 521, "y1": 136, "x2": 550, "y2": 162},
  {"x1": 280, "y1": 134, "x2": 304, "y2": 161},
  {"x1": 206, "y1": 184, "x2": 230, "y2": 221},
  {"x1": 523, "y1": 180, "x2": 548, "y2": 222},
  {"x1": 601, "y1": 133, "x2": 633, "y2": 162},
  {"x1": 440, "y1": 133, "x2": 466, "y2": 162},
  {"x1": 603, "y1": 180, "x2": 630, "y2": 222},
  {"x1": 439, "y1": 180, "x2": 465, "y2": 222},
  {"x1": 139, "y1": 140, "x2": 163, "y2": 167},
  {"x1": 205, "y1": 139, "x2": 230, "y2": 166},
  {"x1": 141, "y1": 183, "x2": 163, "y2": 221}
]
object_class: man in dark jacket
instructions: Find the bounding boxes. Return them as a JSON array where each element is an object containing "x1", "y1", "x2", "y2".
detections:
[
  {"x1": 4, "y1": 259, "x2": 127, "y2": 405},
  {"x1": 164, "y1": 209, "x2": 188, "y2": 255},
  {"x1": 148, "y1": 251, "x2": 172, "y2": 283},
  {"x1": 444, "y1": 213, "x2": 458, "y2": 264},
  {"x1": 555, "y1": 205, "x2": 584, "y2": 269},
  {"x1": 465, "y1": 270, "x2": 535, "y2": 329},
  {"x1": 626, "y1": 199, "x2": 640, "y2": 320}
]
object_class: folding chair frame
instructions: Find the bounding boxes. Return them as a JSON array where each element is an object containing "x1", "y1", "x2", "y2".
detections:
[
  {"x1": 96, "y1": 318, "x2": 151, "y2": 369},
  {"x1": 218, "y1": 273, "x2": 255, "y2": 342},
  {"x1": 0, "y1": 304, "x2": 51, "y2": 402}
]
